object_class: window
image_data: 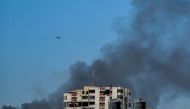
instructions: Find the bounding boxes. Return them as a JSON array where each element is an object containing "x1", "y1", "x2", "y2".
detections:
[
  {"x1": 100, "y1": 91, "x2": 104, "y2": 95},
  {"x1": 82, "y1": 102, "x2": 88, "y2": 106},
  {"x1": 104, "y1": 90, "x2": 110, "y2": 95},
  {"x1": 82, "y1": 96, "x2": 95, "y2": 99},
  {"x1": 128, "y1": 92, "x2": 131, "y2": 95},
  {"x1": 100, "y1": 97, "x2": 105, "y2": 99},
  {"x1": 64, "y1": 103, "x2": 67, "y2": 107},
  {"x1": 82, "y1": 96, "x2": 88, "y2": 99},
  {"x1": 86, "y1": 91, "x2": 89, "y2": 94},
  {"x1": 125, "y1": 97, "x2": 128, "y2": 102},
  {"x1": 117, "y1": 89, "x2": 123, "y2": 93},
  {"x1": 117, "y1": 95, "x2": 123, "y2": 99},
  {"x1": 64, "y1": 96, "x2": 67, "y2": 100},
  {"x1": 71, "y1": 97, "x2": 77, "y2": 102},
  {"x1": 89, "y1": 96, "x2": 95, "y2": 99},
  {"x1": 71, "y1": 92, "x2": 77, "y2": 96},
  {"x1": 129, "y1": 103, "x2": 131, "y2": 107},
  {"x1": 89, "y1": 90, "x2": 95, "y2": 93},
  {"x1": 100, "y1": 97, "x2": 105, "y2": 102},
  {"x1": 72, "y1": 97, "x2": 77, "y2": 99},
  {"x1": 89, "y1": 102, "x2": 95, "y2": 105},
  {"x1": 68, "y1": 103, "x2": 74, "y2": 107}
]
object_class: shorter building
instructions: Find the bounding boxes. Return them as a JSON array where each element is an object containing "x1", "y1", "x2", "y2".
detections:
[
  {"x1": 109, "y1": 99, "x2": 122, "y2": 109},
  {"x1": 63, "y1": 86, "x2": 131, "y2": 109},
  {"x1": 133, "y1": 99, "x2": 146, "y2": 109}
]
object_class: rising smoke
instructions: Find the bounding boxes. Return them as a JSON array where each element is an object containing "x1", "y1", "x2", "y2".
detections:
[{"x1": 2, "y1": 0, "x2": 190, "y2": 109}]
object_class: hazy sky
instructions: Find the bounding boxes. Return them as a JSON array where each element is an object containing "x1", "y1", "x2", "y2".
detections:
[
  {"x1": 0, "y1": 0, "x2": 132, "y2": 106},
  {"x1": 1, "y1": 1, "x2": 190, "y2": 109}
]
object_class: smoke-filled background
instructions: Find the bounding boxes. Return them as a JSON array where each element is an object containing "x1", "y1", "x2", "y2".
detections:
[{"x1": 1, "y1": 0, "x2": 190, "y2": 109}]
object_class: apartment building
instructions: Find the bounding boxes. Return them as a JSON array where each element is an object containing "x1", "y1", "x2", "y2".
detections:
[{"x1": 63, "y1": 86, "x2": 131, "y2": 109}]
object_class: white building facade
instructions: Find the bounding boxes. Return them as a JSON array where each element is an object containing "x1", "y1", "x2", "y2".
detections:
[{"x1": 63, "y1": 86, "x2": 131, "y2": 109}]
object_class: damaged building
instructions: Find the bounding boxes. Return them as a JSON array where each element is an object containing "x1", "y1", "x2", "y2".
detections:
[{"x1": 63, "y1": 86, "x2": 131, "y2": 109}]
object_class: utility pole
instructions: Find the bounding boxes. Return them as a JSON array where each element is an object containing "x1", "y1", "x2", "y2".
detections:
[{"x1": 92, "y1": 69, "x2": 96, "y2": 86}]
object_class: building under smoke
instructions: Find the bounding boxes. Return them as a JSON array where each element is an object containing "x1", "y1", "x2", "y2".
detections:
[{"x1": 63, "y1": 86, "x2": 131, "y2": 109}]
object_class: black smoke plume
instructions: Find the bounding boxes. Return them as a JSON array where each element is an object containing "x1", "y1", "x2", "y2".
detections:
[
  {"x1": 53, "y1": 0, "x2": 190, "y2": 108},
  {"x1": 2, "y1": 0, "x2": 190, "y2": 109},
  {"x1": 1, "y1": 105, "x2": 17, "y2": 109}
]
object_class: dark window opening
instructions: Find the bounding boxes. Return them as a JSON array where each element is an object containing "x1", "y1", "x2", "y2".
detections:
[
  {"x1": 117, "y1": 95, "x2": 123, "y2": 99},
  {"x1": 89, "y1": 102, "x2": 95, "y2": 105},
  {"x1": 82, "y1": 96, "x2": 88, "y2": 99},
  {"x1": 82, "y1": 102, "x2": 88, "y2": 106},
  {"x1": 89, "y1": 90, "x2": 95, "y2": 93},
  {"x1": 86, "y1": 91, "x2": 88, "y2": 94},
  {"x1": 117, "y1": 89, "x2": 123, "y2": 93},
  {"x1": 72, "y1": 97, "x2": 77, "y2": 99},
  {"x1": 89, "y1": 96, "x2": 95, "y2": 99},
  {"x1": 104, "y1": 90, "x2": 110, "y2": 95}
]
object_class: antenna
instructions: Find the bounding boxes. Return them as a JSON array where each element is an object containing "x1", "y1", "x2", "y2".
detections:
[{"x1": 92, "y1": 69, "x2": 96, "y2": 86}]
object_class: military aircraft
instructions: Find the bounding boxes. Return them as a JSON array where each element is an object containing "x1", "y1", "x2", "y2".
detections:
[{"x1": 55, "y1": 36, "x2": 63, "y2": 39}]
